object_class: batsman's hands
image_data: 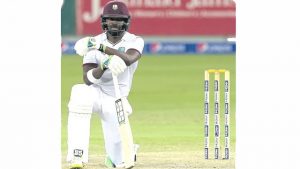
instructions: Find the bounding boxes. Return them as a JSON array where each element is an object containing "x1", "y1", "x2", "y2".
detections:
[
  {"x1": 74, "y1": 37, "x2": 105, "y2": 56},
  {"x1": 102, "y1": 55, "x2": 126, "y2": 76},
  {"x1": 121, "y1": 97, "x2": 133, "y2": 116}
]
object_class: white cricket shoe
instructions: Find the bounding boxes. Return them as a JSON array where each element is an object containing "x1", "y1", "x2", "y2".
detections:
[
  {"x1": 104, "y1": 144, "x2": 139, "y2": 168},
  {"x1": 104, "y1": 156, "x2": 116, "y2": 168},
  {"x1": 104, "y1": 156, "x2": 130, "y2": 168},
  {"x1": 69, "y1": 156, "x2": 84, "y2": 169}
]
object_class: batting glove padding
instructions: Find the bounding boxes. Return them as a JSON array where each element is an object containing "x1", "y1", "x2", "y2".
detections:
[
  {"x1": 74, "y1": 37, "x2": 102, "y2": 56},
  {"x1": 103, "y1": 55, "x2": 127, "y2": 76}
]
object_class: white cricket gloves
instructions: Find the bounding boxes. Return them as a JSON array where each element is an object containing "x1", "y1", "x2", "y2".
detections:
[
  {"x1": 103, "y1": 55, "x2": 127, "y2": 76},
  {"x1": 74, "y1": 37, "x2": 100, "y2": 56},
  {"x1": 74, "y1": 37, "x2": 126, "y2": 76}
]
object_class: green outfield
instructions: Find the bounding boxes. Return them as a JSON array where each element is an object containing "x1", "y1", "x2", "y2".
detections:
[{"x1": 61, "y1": 54, "x2": 236, "y2": 169}]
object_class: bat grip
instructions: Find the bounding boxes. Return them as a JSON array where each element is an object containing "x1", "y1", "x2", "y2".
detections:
[{"x1": 112, "y1": 74, "x2": 121, "y2": 99}]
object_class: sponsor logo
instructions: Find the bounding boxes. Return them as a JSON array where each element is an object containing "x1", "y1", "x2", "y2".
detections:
[
  {"x1": 204, "y1": 93, "x2": 209, "y2": 102},
  {"x1": 204, "y1": 81, "x2": 209, "y2": 91},
  {"x1": 215, "y1": 125, "x2": 219, "y2": 136},
  {"x1": 205, "y1": 148, "x2": 209, "y2": 159},
  {"x1": 205, "y1": 125, "x2": 209, "y2": 137},
  {"x1": 214, "y1": 115, "x2": 219, "y2": 124},
  {"x1": 225, "y1": 115, "x2": 229, "y2": 125},
  {"x1": 205, "y1": 139, "x2": 209, "y2": 147},
  {"x1": 225, "y1": 93, "x2": 229, "y2": 103},
  {"x1": 74, "y1": 149, "x2": 83, "y2": 157},
  {"x1": 225, "y1": 138, "x2": 229, "y2": 147},
  {"x1": 225, "y1": 80, "x2": 229, "y2": 92},
  {"x1": 205, "y1": 103, "x2": 209, "y2": 114},
  {"x1": 225, "y1": 103, "x2": 229, "y2": 114},
  {"x1": 215, "y1": 92, "x2": 219, "y2": 101},
  {"x1": 197, "y1": 43, "x2": 236, "y2": 54},
  {"x1": 204, "y1": 115, "x2": 209, "y2": 124},
  {"x1": 61, "y1": 42, "x2": 69, "y2": 52},
  {"x1": 214, "y1": 80, "x2": 219, "y2": 91},
  {"x1": 225, "y1": 148, "x2": 229, "y2": 159},
  {"x1": 150, "y1": 43, "x2": 161, "y2": 53},
  {"x1": 197, "y1": 43, "x2": 208, "y2": 53},
  {"x1": 215, "y1": 103, "x2": 219, "y2": 114},
  {"x1": 150, "y1": 43, "x2": 187, "y2": 53},
  {"x1": 225, "y1": 125, "x2": 229, "y2": 137},
  {"x1": 215, "y1": 148, "x2": 219, "y2": 159}
]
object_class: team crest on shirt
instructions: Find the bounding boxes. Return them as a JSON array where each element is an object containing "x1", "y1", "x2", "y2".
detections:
[{"x1": 118, "y1": 47, "x2": 125, "y2": 52}]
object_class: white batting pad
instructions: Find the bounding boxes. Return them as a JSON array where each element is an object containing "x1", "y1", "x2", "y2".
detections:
[{"x1": 68, "y1": 84, "x2": 94, "y2": 114}]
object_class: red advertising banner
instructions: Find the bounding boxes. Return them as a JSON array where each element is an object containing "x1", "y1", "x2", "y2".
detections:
[{"x1": 76, "y1": 0, "x2": 235, "y2": 36}]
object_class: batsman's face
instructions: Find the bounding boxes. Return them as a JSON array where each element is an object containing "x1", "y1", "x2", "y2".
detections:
[{"x1": 106, "y1": 18, "x2": 126, "y2": 31}]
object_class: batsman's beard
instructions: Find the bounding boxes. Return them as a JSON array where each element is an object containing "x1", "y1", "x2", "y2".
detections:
[{"x1": 107, "y1": 29, "x2": 125, "y2": 37}]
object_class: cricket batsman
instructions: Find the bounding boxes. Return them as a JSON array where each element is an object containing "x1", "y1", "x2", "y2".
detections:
[{"x1": 66, "y1": 1, "x2": 144, "y2": 168}]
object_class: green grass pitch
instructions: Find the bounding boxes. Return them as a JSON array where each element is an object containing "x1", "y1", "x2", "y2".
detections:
[{"x1": 61, "y1": 54, "x2": 236, "y2": 169}]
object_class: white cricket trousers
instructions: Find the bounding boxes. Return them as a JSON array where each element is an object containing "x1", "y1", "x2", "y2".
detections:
[{"x1": 66, "y1": 84, "x2": 123, "y2": 165}]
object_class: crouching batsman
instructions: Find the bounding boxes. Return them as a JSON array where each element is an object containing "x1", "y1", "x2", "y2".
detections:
[{"x1": 66, "y1": 1, "x2": 144, "y2": 168}]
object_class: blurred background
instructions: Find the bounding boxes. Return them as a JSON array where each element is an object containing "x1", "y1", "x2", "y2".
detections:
[
  {"x1": 61, "y1": 0, "x2": 236, "y2": 168},
  {"x1": 61, "y1": 0, "x2": 236, "y2": 55}
]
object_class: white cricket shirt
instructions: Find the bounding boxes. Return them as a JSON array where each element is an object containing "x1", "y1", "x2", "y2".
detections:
[{"x1": 83, "y1": 32, "x2": 144, "y2": 98}]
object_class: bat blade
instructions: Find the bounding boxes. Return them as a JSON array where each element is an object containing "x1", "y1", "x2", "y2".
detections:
[
  {"x1": 113, "y1": 75, "x2": 135, "y2": 168},
  {"x1": 115, "y1": 99, "x2": 135, "y2": 168}
]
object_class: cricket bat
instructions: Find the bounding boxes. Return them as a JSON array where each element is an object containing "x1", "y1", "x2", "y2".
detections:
[{"x1": 112, "y1": 74, "x2": 135, "y2": 169}]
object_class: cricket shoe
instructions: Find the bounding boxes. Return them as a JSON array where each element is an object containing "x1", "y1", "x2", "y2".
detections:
[
  {"x1": 69, "y1": 149, "x2": 85, "y2": 169},
  {"x1": 104, "y1": 157, "x2": 134, "y2": 169},
  {"x1": 104, "y1": 156, "x2": 116, "y2": 168},
  {"x1": 105, "y1": 144, "x2": 139, "y2": 169},
  {"x1": 104, "y1": 156, "x2": 132, "y2": 168},
  {"x1": 69, "y1": 156, "x2": 85, "y2": 169}
]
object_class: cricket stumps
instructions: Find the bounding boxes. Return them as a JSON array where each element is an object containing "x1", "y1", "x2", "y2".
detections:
[{"x1": 204, "y1": 69, "x2": 230, "y2": 160}]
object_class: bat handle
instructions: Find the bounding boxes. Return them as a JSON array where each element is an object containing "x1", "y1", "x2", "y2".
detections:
[{"x1": 112, "y1": 74, "x2": 121, "y2": 99}]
